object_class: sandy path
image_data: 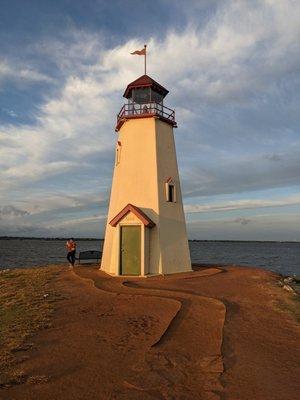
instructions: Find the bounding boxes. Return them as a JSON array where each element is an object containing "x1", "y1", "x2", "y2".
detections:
[
  {"x1": 78, "y1": 267, "x2": 226, "y2": 399},
  {"x1": 114, "y1": 265, "x2": 300, "y2": 400},
  {"x1": 1, "y1": 265, "x2": 299, "y2": 400}
]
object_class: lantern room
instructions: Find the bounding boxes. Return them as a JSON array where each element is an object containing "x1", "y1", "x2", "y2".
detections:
[
  {"x1": 116, "y1": 74, "x2": 177, "y2": 131},
  {"x1": 124, "y1": 74, "x2": 168, "y2": 104}
]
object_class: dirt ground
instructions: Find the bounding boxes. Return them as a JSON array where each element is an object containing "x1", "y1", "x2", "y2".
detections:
[{"x1": 1, "y1": 264, "x2": 299, "y2": 400}]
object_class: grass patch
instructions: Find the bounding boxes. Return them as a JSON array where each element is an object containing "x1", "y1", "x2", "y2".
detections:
[
  {"x1": 0, "y1": 266, "x2": 62, "y2": 387},
  {"x1": 276, "y1": 292, "x2": 300, "y2": 324}
]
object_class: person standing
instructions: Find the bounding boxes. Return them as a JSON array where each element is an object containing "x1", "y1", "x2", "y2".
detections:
[{"x1": 66, "y1": 238, "x2": 76, "y2": 267}]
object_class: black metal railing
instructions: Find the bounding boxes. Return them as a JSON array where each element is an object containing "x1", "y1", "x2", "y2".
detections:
[{"x1": 116, "y1": 102, "x2": 176, "y2": 129}]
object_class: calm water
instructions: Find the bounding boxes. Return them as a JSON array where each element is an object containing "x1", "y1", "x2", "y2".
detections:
[{"x1": 0, "y1": 239, "x2": 299, "y2": 276}]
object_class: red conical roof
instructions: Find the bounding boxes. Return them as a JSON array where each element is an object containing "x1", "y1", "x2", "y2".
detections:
[{"x1": 123, "y1": 74, "x2": 169, "y2": 99}]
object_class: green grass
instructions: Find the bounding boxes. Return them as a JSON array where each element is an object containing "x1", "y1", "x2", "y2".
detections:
[
  {"x1": 0, "y1": 266, "x2": 62, "y2": 387},
  {"x1": 285, "y1": 295, "x2": 300, "y2": 323},
  {"x1": 276, "y1": 291, "x2": 300, "y2": 324}
]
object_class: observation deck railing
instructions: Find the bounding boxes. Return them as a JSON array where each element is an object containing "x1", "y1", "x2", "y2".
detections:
[{"x1": 116, "y1": 102, "x2": 177, "y2": 131}]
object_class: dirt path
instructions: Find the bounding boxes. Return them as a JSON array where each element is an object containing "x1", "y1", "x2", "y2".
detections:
[{"x1": 1, "y1": 265, "x2": 299, "y2": 400}]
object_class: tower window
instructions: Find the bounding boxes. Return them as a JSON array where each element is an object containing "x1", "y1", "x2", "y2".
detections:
[
  {"x1": 168, "y1": 184, "x2": 174, "y2": 202},
  {"x1": 133, "y1": 88, "x2": 150, "y2": 104},
  {"x1": 166, "y1": 181, "x2": 176, "y2": 203},
  {"x1": 115, "y1": 141, "x2": 121, "y2": 165}
]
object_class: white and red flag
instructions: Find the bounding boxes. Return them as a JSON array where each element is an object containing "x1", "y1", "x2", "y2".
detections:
[{"x1": 130, "y1": 46, "x2": 146, "y2": 56}]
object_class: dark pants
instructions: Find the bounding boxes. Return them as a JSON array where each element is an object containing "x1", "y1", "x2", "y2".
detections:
[{"x1": 67, "y1": 251, "x2": 76, "y2": 266}]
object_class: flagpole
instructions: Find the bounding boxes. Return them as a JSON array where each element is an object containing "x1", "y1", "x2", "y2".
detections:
[{"x1": 144, "y1": 44, "x2": 147, "y2": 75}]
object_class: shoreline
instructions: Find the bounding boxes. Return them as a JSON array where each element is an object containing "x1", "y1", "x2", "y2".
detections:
[
  {"x1": 1, "y1": 264, "x2": 299, "y2": 399},
  {"x1": 1, "y1": 236, "x2": 300, "y2": 243}
]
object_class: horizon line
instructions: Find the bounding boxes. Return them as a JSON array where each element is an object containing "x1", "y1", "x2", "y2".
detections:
[{"x1": 0, "y1": 236, "x2": 299, "y2": 243}]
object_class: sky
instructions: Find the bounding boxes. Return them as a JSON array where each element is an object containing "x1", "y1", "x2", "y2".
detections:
[{"x1": 0, "y1": 0, "x2": 299, "y2": 240}]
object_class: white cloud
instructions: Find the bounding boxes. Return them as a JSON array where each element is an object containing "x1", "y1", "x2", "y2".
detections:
[
  {"x1": 182, "y1": 145, "x2": 300, "y2": 197},
  {"x1": 49, "y1": 214, "x2": 106, "y2": 228},
  {"x1": 0, "y1": 205, "x2": 29, "y2": 218},
  {"x1": 184, "y1": 195, "x2": 300, "y2": 214},
  {"x1": 1, "y1": 0, "x2": 299, "y2": 185},
  {"x1": 0, "y1": 0, "x2": 300, "y2": 238},
  {"x1": 21, "y1": 192, "x2": 106, "y2": 215},
  {"x1": 0, "y1": 60, "x2": 52, "y2": 87},
  {"x1": 149, "y1": 0, "x2": 300, "y2": 105},
  {"x1": 1, "y1": 108, "x2": 18, "y2": 118}
]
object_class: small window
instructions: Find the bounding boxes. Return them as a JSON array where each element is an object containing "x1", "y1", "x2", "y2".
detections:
[
  {"x1": 150, "y1": 88, "x2": 163, "y2": 104},
  {"x1": 166, "y1": 181, "x2": 176, "y2": 203},
  {"x1": 115, "y1": 142, "x2": 121, "y2": 165},
  {"x1": 168, "y1": 184, "x2": 175, "y2": 202},
  {"x1": 133, "y1": 87, "x2": 151, "y2": 104}
]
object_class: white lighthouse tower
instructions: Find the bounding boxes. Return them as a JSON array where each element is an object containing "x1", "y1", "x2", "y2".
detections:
[{"x1": 101, "y1": 73, "x2": 191, "y2": 276}]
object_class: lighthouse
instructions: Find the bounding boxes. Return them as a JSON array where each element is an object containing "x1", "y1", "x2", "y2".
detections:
[{"x1": 101, "y1": 72, "x2": 191, "y2": 276}]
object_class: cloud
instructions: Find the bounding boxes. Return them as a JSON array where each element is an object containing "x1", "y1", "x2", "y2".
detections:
[
  {"x1": 233, "y1": 217, "x2": 251, "y2": 226},
  {"x1": 0, "y1": 221, "x2": 53, "y2": 236},
  {"x1": 0, "y1": 200, "x2": 107, "y2": 237},
  {"x1": 184, "y1": 194, "x2": 300, "y2": 214},
  {"x1": 182, "y1": 145, "x2": 300, "y2": 198},
  {"x1": 149, "y1": 1, "x2": 300, "y2": 106},
  {"x1": 0, "y1": 75, "x2": 115, "y2": 189},
  {"x1": 19, "y1": 192, "x2": 107, "y2": 216},
  {"x1": 1, "y1": 108, "x2": 18, "y2": 118},
  {"x1": 1, "y1": 0, "x2": 299, "y2": 188},
  {"x1": 0, "y1": 0, "x2": 300, "y2": 238},
  {"x1": 49, "y1": 214, "x2": 106, "y2": 229},
  {"x1": 0, "y1": 60, "x2": 52, "y2": 88},
  {"x1": 0, "y1": 205, "x2": 29, "y2": 218},
  {"x1": 265, "y1": 154, "x2": 281, "y2": 162},
  {"x1": 187, "y1": 213, "x2": 300, "y2": 241}
]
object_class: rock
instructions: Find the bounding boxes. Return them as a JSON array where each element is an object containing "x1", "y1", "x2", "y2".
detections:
[
  {"x1": 0, "y1": 269, "x2": 11, "y2": 274},
  {"x1": 283, "y1": 285, "x2": 295, "y2": 293},
  {"x1": 283, "y1": 277, "x2": 294, "y2": 284}
]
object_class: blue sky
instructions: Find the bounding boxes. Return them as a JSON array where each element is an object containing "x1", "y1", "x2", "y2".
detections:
[{"x1": 0, "y1": 0, "x2": 300, "y2": 240}]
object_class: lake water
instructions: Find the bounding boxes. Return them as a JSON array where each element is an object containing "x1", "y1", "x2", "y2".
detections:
[{"x1": 0, "y1": 239, "x2": 299, "y2": 277}]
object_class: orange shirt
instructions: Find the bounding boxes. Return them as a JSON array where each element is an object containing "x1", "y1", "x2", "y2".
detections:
[{"x1": 66, "y1": 240, "x2": 76, "y2": 252}]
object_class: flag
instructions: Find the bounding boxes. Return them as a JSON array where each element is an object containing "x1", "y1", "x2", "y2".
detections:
[{"x1": 130, "y1": 47, "x2": 146, "y2": 56}]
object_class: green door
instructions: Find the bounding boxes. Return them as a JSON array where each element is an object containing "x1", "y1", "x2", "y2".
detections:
[{"x1": 120, "y1": 226, "x2": 141, "y2": 275}]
